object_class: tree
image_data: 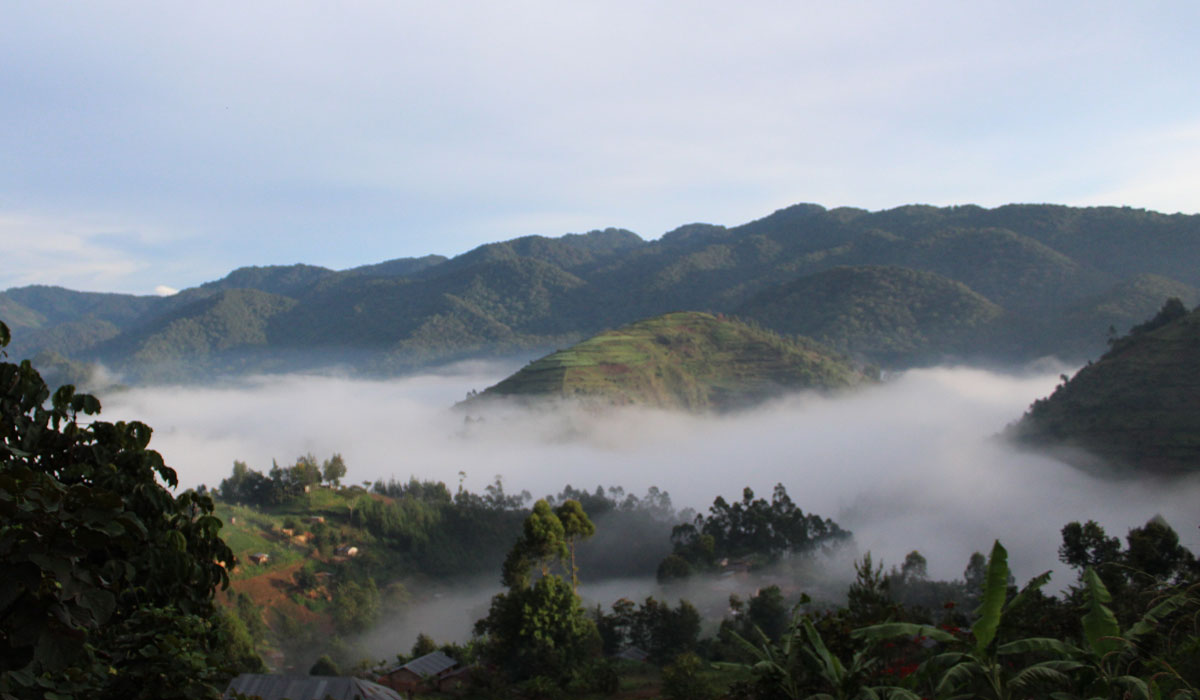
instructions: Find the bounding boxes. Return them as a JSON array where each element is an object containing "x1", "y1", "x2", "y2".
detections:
[
  {"x1": 1059, "y1": 520, "x2": 1122, "y2": 574},
  {"x1": 309, "y1": 654, "x2": 341, "y2": 676},
  {"x1": 501, "y1": 499, "x2": 567, "y2": 588},
  {"x1": 0, "y1": 321, "x2": 242, "y2": 700},
  {"x1": 554, "y1": 499, "x2": 596, "y2": 590},
  {"x1": 321, "y1": 453, "x2": 347, "y2": 486},
  {"x1": 411, "y1": 633, "x2": 438, "y2": 658},
  {"x1": 476, "y1": 500, "x2": 600, "y2": 686}
]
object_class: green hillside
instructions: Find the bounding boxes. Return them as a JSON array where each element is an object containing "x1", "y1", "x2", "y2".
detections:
[
  {"x1": 7, "y1": 202, "x2": 1200, "y2": 380},
  {"x1": 735, "y1": 265, "x2": 1006, "y2": 366},
  {"x1": 471, "y1": 311, "x2": 874, "y2": 411},
  {"x1": 93, "y1": 288, "x2": 299, "y2": 380},
  {"x1": 1010, "y1": 300, "x2": 1200, "y2": 474}
]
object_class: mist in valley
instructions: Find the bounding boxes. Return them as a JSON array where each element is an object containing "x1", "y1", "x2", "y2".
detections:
[{"x1": 100, "y1": 360, "x2": 1200, "y2": 656}]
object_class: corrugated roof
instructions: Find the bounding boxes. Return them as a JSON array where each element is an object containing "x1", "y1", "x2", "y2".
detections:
[
  {"x1": 384, "y1": 650, "x2": 457, "y2": 677},
  {"x1": 223, "y1": 674, "x2": 404, "y2": 700}
]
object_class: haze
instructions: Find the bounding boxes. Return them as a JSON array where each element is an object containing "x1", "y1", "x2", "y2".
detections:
[{"x1": 101, "y1": 363, "x2": 1200, "y2": 589}]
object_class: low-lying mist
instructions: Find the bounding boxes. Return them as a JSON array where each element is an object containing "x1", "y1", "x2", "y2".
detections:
[{"x1": 103, "y1": 361, "x2": 1200, "y2": 646}]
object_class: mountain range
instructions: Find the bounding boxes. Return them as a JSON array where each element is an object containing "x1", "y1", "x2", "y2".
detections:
[{"x1": 4, "y1": 202, "x2": 1200, "y2": 384}]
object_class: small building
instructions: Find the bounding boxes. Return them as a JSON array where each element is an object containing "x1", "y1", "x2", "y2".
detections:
[
  {"x1": 335, "y1": 544, "x2": 359, "y2": 557},
  {"x1": 248, "y1": 552, "x2": 270, "y2": 565},
  {"x1": 223, "y1": 674, "x2": 403, "y2": 700},
  {"x1": 305, "y1": 516, "x2": 326, "y2": 524},
  {"x1": 436, "y1": 666, "x2": 473, "y2": 695},
  {"x1": 377, "y1": 651, "x2": 458, "y2": 694}
]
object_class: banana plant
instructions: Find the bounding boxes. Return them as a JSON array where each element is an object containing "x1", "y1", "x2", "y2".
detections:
[
  {"x1": 854, "y1": 540, "x2": 1059, "y2": 700},
  {"x1": 1031, "y1": 567, "x2": 1199, "y2": 700},
  {"x1": 732, "y1": 608, "x2": 923, "y2": 700}
]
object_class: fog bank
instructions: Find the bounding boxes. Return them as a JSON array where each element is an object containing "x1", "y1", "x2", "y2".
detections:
[{"x1": 102, "y1": 364, "x2": 1200, "y2": 588}]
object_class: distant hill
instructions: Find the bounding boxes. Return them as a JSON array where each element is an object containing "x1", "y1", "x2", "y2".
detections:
[
  {"x1": 467, "y1": 311, "x2": 874, "y2": 411},
  {"x1": 1009, "y1": 299, "x2": 1200, "y2": 475},
  {"x1": 4, "y1": 203, "x2": 1200, "y2": 381},
  {"x1": 92, "y1": 288, "x2": 299, "y2": 381},
  {"x1": 735, "y1": 265, "x2": 1006, "y2": 366}
]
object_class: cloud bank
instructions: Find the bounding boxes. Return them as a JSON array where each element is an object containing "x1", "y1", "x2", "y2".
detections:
[{"x1": 101, "y1": 363, "x2": 1200, "y2": 593}]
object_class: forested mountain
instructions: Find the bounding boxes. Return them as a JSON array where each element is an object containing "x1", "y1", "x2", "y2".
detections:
[
  {"x1": 735, "y1": 265, "x2": 1007, "y2": 366},
  {"x1": 1010, "y1": 299, "x2": 1200, "y2": 474},
  {"x1": 5, "y1": 203, "x2": 1200, "y2": 382},
  {"x1": 468, "y1": 311, "x2": 873, "y2": 411}
]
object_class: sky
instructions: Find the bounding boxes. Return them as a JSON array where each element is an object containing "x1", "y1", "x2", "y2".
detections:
[{"x1": 3, "y1": 1, "x2": 1199, "y2": 295}]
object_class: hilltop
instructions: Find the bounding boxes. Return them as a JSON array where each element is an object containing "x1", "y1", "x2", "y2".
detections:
[
  {"x1": 1010, "y1": 299, "x2": 1200, "y2": 475},
  {"x1": 468, "y1": 311, "x2": 874, "y2": 411}
]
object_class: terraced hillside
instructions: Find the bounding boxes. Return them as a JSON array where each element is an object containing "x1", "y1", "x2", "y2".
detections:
[{"x1": 470, "y1": 311, "x2": 874, "y2": 411}]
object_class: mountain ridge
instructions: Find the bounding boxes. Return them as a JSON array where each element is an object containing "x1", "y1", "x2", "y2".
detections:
[{"x1": 4, "y1": 202, "x2": 1200, "y2": 383}]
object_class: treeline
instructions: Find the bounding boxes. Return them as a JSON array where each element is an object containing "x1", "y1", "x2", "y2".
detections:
[
  {"x1": 350, "y1": 478, "x2": 683, "y2": 578},
  {"x1": 659, "y1": 483, "x2": 851, "y2": 581},
  {"x1": 216, "y1": 453, "x2": 347, "y2": 506}
]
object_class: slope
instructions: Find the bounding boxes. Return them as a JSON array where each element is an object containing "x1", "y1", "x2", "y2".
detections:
[
  {"x1": 470, "y1": 311, "x2": 874, "y2": 411},
  {"x1": 735, "y1": 266, "x2": 1007, "y2": 366},
  {"x1": 93, "y1": 288, "x2": 299, "y2": 380},
  {"x1": 1010, "y1": 300, "x2": 1200, "y2": 475}
]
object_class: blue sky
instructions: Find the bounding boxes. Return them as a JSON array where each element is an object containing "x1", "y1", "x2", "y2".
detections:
[{"x1": 3, "y1": 1, "x2": 1198, "y2": 295}]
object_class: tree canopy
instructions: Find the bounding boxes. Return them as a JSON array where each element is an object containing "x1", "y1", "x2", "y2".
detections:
[{"x1": 0, "y1": 321, "x2": 243, "y2": 699}]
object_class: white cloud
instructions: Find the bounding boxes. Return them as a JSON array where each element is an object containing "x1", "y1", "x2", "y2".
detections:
[
  {"x1": 0, "y1": 213, "x2": 151, "y2": 292},
  {"x1": 154, "y1": 285, "x2": 179, "y2": 296},
  {"x1": 99, "y1": 364, "x2": 1200, "y2": 589}
]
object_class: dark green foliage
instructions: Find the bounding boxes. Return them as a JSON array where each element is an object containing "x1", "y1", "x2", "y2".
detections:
[
  {"x1": 93, "y1": 288, "x2": 299, "y2": 381},
  {"x1": 475, "y1": 501, "x2": 602, "y2": 687},
  {"x1": 656, "y1": 554, "x2": 693, "y2": 584},
  {"x1": 594, "y1": 597, "x2": 703, "y2": 664},
  {"x1": 309, "y1": 654, "x2": 341, "y2": 676},
  {"x1": 736, "y1": 265, "x2": 1006, "y2": 366},
  {"x1": 0, "y1": 321, "x2": 242, "y2": 699},
  {"x1": 665, "y1": 484, "x2": 851, "y2": 575},
  {"x1": 1012, "y1": 301, "x2": 1200, "y2": 474},
  {"x1": 661, "y1": 652, "x2": 719, "y2": 700},
  {"x1": 1059, "y1": 520, "x2": 1122, "y2": 573},
  {"x1": 330, "y1": 578, "x2": 380, "y2": 634},
  {"x1": 411, "y1": 633, "x2": 438, "y2": 658}
]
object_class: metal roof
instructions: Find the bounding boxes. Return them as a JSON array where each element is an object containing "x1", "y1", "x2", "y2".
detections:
[
  {"x1": 223, "y1": 674, "x2": 404, "y2": 700},
  {"x1": 384, "y1": 650, "x2": 457, "y2": 678}
]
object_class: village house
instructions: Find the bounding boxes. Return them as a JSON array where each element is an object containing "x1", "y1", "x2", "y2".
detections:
[
  {"x1": 222, "y1": 674, "x2": 402, "y2": 700},
  {"x1": 377, "y1": 651, "x2": 458, "y2": 695}
]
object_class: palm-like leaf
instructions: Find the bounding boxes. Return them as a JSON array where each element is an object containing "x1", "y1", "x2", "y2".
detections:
[
  {"x1": 1081, "y1": 568, "x2": 1122, "y2": 659},
  {"x1": 972, "y1": 541, "x2": 1010, "y2": 657}
]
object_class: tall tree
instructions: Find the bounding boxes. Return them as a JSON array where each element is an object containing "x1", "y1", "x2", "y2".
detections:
[
  {"x1": 554, "y1": 499, "x2": 596, "y2": 590},
  {"x1": 477, "y1": 499, "x2": 600, "y2": 685}
]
